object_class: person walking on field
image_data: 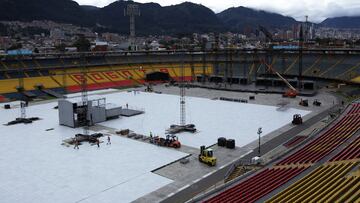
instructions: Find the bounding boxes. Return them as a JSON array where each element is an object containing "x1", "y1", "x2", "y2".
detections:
[
  {"x1": 96, "y1": 139, "x2": 100, "y2": 148},
  {"x1": 107, "y1": 135, "x2": 111, "y2": 145},
  {"x1": 74, "y1": 138, "x2": 79, "y2": 149}
]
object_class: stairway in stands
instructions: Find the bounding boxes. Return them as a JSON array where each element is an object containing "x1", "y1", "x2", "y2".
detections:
[{"x1": 225, "y1": 166, "x2": 261, "y2": 183}]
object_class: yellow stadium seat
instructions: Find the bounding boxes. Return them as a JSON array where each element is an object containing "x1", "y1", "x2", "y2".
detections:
[
  {"x1": 0, "y1": 79, "x2": 19, "y2": 94},
  {"x1": 351, "y1": 76, "x2": 360, "y2": 83},
  {"x1": 267, "y1": 162, "x2": 358, "y2": 203}
]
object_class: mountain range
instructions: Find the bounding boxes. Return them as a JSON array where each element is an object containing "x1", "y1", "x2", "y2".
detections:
[
  {"x1": 0, "y1": 0, "x2": 359, "y2": 35},
  {"x1": 320, "y1": 16, "x2": 360, "y2": 29}
]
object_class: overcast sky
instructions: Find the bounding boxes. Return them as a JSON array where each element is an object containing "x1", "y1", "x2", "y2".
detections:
[{"x1": 74, "y1": 0, "x2": 360, "y2": 22}]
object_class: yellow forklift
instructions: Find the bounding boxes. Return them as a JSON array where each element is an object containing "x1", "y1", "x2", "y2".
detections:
[{"x1": 199, "y1": 146, "x2": 217, "y2": 166}]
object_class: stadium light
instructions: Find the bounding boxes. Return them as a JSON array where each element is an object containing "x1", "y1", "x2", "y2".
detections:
[{"x1": 257, "y1": 127, "x2": 263, "y2": 157}]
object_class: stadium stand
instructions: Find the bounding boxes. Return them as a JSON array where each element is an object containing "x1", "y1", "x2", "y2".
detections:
[
  {"x1": 0, "y1": 72, "x2": 6, "y2": 79},
  {"x1": 283, "y1": 136, "x2": 308, "y2": 148},
  {"x1": 352, "y1": 76, "x2": 360, "y2": 83},
  {"x1": 23, "y1": 76, "x2": 61, "y2": 90},
  {"x1": 7, "y1": 70, "x2": 26, "y2": 79},
  {"x1": 28, "y1": 64, "x2": 207, "y2": 93},
  {"x1": 203, "y1": 103, "x2": 360, "y2": 203},
  {"x1": 330, "y1": 136, "x2": 360, "y2": 162},
  {"x1": 276, "y1": 104, "x2": 360, "y2": 165},
  {"x1": 266, "y1": 162, "x2": 359, "y2": 203},
  {"x1": 0, "y1": 94, "x2": 6, "y2": 102},
  {"x1": 0, "y1": 79, "x2": 19, "y2": 94},
  {"x1": 26, "y1": 70, "x2": 41, "y2": 77},
  {"x1": 39, "y1": 69, "x2": 50, "y2": 76},
  {"x1": 264, "y1": 103, "x2": 360, "y2": 203},
  {"x1": 269, "y1": 54, "x2": 360, "y2": 82},
  {"x1": 204, "y1": 166, "x2": 309, "y2": 203},
  {"x1": 0, "y1": 51, "x2": 358, "y2": 98}
]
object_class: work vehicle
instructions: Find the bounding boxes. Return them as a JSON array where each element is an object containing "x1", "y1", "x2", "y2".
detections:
[
  {"x1": 292, "y1": 114, "x2": 303, "y2": 125},
  {"x1": 199, "y1": 145, "x2": 217, "y2": 166}
]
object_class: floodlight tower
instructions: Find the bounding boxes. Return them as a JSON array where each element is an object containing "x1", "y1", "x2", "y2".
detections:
[
  {"x1": 304, "y1": 15, "x2": 309, "y2": 43},
  {"x1": 257, "y1": 127, "x2": 263, "y2": 157},
  {"x1": 125, "y1": 2, "x2": 140, "y2": 50}
]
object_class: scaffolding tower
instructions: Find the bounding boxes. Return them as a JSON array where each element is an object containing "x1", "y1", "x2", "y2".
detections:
[
  {"x1": 180, "y1": 53, "x2": 186, "y2": 126},
  {"x1": 299, "y1": 25, "x2": 304, "y2": 90},
  {"x1": 167, "y1": 52, "x2": 196, "y2": 134},
  {"x1": 80, "y1": 55, "x2": 89, "y2": 135},
  {"x1": 20, "y1": 101, "x2": 26, "y2": 119}
]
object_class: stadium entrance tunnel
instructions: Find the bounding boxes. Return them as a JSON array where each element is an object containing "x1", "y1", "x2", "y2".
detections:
[{"x1": 146, "y1": 71, "x2": 170, "y2": 82}]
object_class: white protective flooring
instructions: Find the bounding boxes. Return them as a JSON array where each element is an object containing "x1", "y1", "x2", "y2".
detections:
[
  {"x1": 102, "y1": 91, "x2": 311, "y2": 148},
  {"x1": 0, "y1": 102, "x2": 187, "y2": 203},
  {"x1": 0, "y1": 91, "x2": 310, "y2": 203}
]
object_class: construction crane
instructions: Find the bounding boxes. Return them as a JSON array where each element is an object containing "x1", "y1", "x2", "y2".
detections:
[
  {"x1": 263, "y1": 61, "x2": 298, "y2": 98},
  {"x1": 258, "y1": 25, "x2": 274, "y2": 75},
  {"x1": 258, "y1": 25, "x2": 274, "y2": 43}
]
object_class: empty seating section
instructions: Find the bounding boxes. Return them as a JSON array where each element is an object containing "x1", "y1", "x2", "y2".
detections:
[
  {"x1": 26, "y1": 70, "x2": 41, "y2": 77},
  {"x1": 266, "y1": 103, "x2": 360, "y2": 202},
  {"x1": 270, "y1": 54, "x2": 360, "y2": 83},
  {"x1": 283, "y1": 136, "x2": 307, "y2": 148},
  {"x1": 7, "y1": 71, "x2": 25, "y2": 79},
  {"x1": 317, "y1": 56, "x2": 346, "y2": 78},
  {"x1": 0, "y1": 94, "x2": 5, "y2": 102},
  {"x1": 0, "y1": 76, "x2": 64, "y2": 94},
  {"x1": 23, "y1": 77, "x2": 61, "y2": 90},
  {"x1": 330, "y1": 136, "x2": 360, "y2": 162},
  {"x1": 62, "y1": 58, "x2": 81, "y2": 67},
  {"x1": 41, "y1": 64, "x2": 204, "y2": 93},
  {"x1": 0, "y1": 60, "x2": 8, "y2": 69},
  {"x1": 39, "y1": 69, "x2": 50, "y2": 76},
  {"x1": 203, "y1": 103, "x2": 360, "y2": 203},
  {"x1": 348, "y1": 103, "x2": 360, "y2": 114},
  {"x1": 0, "y1": 79, "x2": 19, "y2": 94},
  {"x1": 266, "y1": 162, "x2": 359, "y2": 203},
  {"x1": 302, "y1": 55, "x2": 324, "y2": 76},
  {"x1": 36, "y1": 59, "x2": 60, "y2": 69},
  {"x1": 22, "y1": 59, "x2": 37, "y2": 69},
  {"x1": 352, "y1": 76, "x2": 360, "y2": 83},
  {"x1": 4, "y1": 60, "x2": 22, "y2": 69},
  {"x1": 204, "y1": 166, "x2": 308, "y2": 203},
  {"x1": 59, "y1": 64, "x2": 210, "y2": 92},
  {"x1": 276, "y1": 105, "x2": 360, "y2": 166},
  {"x1": 0, "y1": 72, "x2": 6, "y2": 79},
  {"x1": 334, "y1": 57, "x2": 360, "y2": 81}
]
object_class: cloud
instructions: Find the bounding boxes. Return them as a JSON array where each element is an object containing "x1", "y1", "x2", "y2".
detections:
[
  {"x1": 74, "y1": 0, "x2": 360, "y2": 22},
  {"x1": 75, "y1": 0, "x2": 114, "y2": 7}
]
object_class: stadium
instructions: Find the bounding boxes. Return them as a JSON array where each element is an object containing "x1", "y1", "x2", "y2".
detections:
[{"x1": 0, "y1": 49, "x2": 359, "y2": 203}]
